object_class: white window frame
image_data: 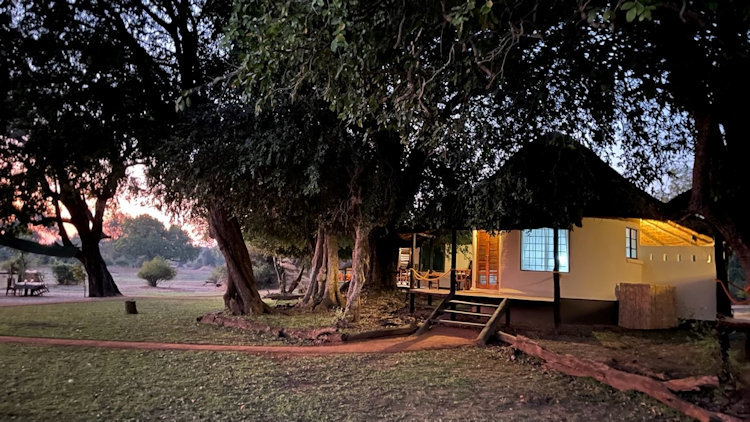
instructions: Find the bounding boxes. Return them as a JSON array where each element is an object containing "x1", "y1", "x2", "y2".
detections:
[
  {"x1": 520, "y1": 228, "x2": 570, "y2": 272},
  {"x1": 626, "y1": 227, "x2": 638, "y2": 259}
]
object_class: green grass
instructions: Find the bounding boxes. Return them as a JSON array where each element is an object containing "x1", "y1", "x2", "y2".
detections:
[
  {"x1": 250, "y1": 310, "x2": 339, "y2": 329},
  {"x1": 0, "y1": 344, "x2": 686, "y2": 421},
  {"x1": 0, "y1": 298, "x2": 293, "y2": 345},
  {"x1": 0, "y1": 296, "x2": 407, "y2": 344}
]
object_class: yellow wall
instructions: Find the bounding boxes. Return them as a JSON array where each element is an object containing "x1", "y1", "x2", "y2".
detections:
[
  {"x1": 565, "y1": 218, "x2": 644, "y2": 301},
  {"x1": 425, "y1": 243, "x2": 470, "y2": 288},
  {"x1": 469, "y1": 218, "x2": 717, "y2": 320},
  {"x1": 641, "y1": 245, "x2": 716, "y2": 321},
  {"x1": 489, "y1": 219, "x2": 642, "y2": 300},
  {"x1": 442, "y1": 243, "x2": 471, "y2": 270},
  {"x1": 497, "y1": 230, "x2": 555, "y2": 298}
]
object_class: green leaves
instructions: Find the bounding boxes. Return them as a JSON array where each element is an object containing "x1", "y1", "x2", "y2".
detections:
[
  {"x1": 330, "y1": 32, "x2": 347, "y2": 52},
  {"x1": 479, "y1": 0, "x2": 493, "y2": 15},
  {"x1": 621, "y1": 1, "x2": 655, "y2": 23},
  {"x1": 114, "y1": 215, "x2": 198, "y2": 264}
]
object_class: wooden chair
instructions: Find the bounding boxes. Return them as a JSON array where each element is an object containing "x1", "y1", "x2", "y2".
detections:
[
  {"x1": 396, "y1": 268, "x2": 410, "y2": 288},
  {"x1": 455, "y1": 268, "x2": 472, "y2": 290}
]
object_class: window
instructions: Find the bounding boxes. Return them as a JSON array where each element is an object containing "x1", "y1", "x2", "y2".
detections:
[
  {"x1": 521, "y1": 228, "x2": 569, "y2": 272},
  {"x1": 626, "y1": 228, "x2": 638, "y2": 259}
]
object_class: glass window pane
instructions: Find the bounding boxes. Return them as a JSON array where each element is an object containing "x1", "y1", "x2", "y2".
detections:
[{"x1": 521, "y1": 228, "x2": 569, "y2": 272}]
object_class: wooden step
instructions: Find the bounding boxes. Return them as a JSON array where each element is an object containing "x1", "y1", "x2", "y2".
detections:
[
  {"x1": 442, "y1": 309, "x2": 493, "y2": 318},
  {"x1": 435, "y1": 319, "x2": 486, "y2": 328},
  {"x1": 449, "y1": 299, "x2": 499, "y2": 308}
]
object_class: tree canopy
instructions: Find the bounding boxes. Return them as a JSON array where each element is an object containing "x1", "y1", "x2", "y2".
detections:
[
  {"x1": 114, "y1": 215, "x2": 198, "y2": 264},
  {"x1": 226, "y1": 0, "x2": 750, "y2": 285},
  {"x1": 0, "y1": 0, "x2": 173, "y2": 295}
]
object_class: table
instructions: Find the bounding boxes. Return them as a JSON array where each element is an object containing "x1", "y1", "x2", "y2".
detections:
[{"x1": 13, "y1": 282, "x2": 48, "y2": 296}]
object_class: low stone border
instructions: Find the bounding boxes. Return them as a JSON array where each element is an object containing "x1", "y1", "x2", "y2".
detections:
[{"x1": 197, "y1": 312, "x2": 342, "y2": 344}]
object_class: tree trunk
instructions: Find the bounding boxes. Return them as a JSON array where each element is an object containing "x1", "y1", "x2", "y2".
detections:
[
  {"x1": 208, "y1": 205, "x2": 271, "y2": 315},
  {"x1": 273, "y1": 257, "x2": 286, "y2": 293},
  {"x1": 366, "y1": 228, "x2": 398, "y2": 292},
  {"x1": 301, "y1": 226, "x2": 325, "y2": 307},
  {"x1": 316, "y1": 231, "x2": 344, "y2": 309},
  {"x1": 690, "y1": 112, "x2": 750, "y2": 295},
  {"x1": 345, "y1": 222, "x2": 372, "y2": 321},
  {"x1": 79, "y1": 235, "x2": 121, "y2": 297},
  {"x1": 287, "y1": 265, "x2": 305, "y2": 293}
]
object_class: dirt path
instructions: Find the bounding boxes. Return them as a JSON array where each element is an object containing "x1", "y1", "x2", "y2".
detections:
[{"x1": 0, "y1": 326, "x2": 476, "y2": 355}]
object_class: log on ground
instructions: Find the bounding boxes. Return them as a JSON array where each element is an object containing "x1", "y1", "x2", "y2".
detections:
[
  {"x1": 495, "y1": 331, "x2": 738, "y2": 422},
  {"x1": 342, "y1": 324, "x2": 418, "y2": 342}
]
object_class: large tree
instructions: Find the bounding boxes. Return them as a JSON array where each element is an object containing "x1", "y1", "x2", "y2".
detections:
[
  {"x1": 580, "y1": 1, "x2": 750, "y2": 290},
  {"x1": 148, "y1": 99, "x2": 353, "y2": 314},
  {"x1": 75, "y1": 0, "x2": 277, "y2": 314},
  {"x1": 0, "y1": 0, "x2": 169, "y2": 296},
  {"x1": 227, "y1": 1, "x2": 750, "y2": 291},
  {"x1": 227, "y1": 1, "x2": 484, "y2": 319},
  {"x1": 114, "y1": 215, "x2": 198, "y2": 264}
]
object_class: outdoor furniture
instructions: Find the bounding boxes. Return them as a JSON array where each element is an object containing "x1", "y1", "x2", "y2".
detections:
[
  {"x1": 13, "y1": 281, "x2": 48, "y2": 296},
  {"x1": 455, "y1": 268, "x2": 472, "y2": 290},
  {"x1": 396, "y1": 268, "x2": 410, "y2": 288},
  {"x1": 13, "y1": 271, "x2": 49, "y2": 296},
  {"x1": 338, "y1": 267, "x2": 353, "y2": 282}
]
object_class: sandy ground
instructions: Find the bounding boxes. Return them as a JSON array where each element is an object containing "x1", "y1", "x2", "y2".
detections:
[
  {"x1": 0, "y1": 326, "x2": 475, "y2": 355},
  {"x1": 1, "y1": 265, "x2": 226, "y2": 306}
]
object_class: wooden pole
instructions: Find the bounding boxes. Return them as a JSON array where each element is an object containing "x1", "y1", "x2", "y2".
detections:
[
  {"x1": 125, "y1": 300, "x2": 138, "y2": 314},
  {"x1": 505, "y1": 299, "x2": 511, "y2": 326},
  {"x1": 713, "y1": 233, "x2": 732, "y2": 317},
  {"x1": 553, "y1": 228, "x2": 561, "y2": 329},
  {"x1": 410, "y1": 233, "x2": 416, "y2": 289},
  {"x1": 450, "y1": 229, "x2": 457, "y2": 295}
]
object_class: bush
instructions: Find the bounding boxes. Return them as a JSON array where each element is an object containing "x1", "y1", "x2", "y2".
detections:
[
  {"x1": 1, "y1": 252, "x2": 34, "y2": 273},
  {"x1": 206, "y1": 265, "x2": 227, "y2": 285},
  {"x1": 252, "y1": 259, "x2": 276, "y2": 288},
  {"x1": 137, "y1": 257, "x2": 176, "y2": 287},
  {"x1": 51, "y1": 262, "x2": 86, "y2": 285}
]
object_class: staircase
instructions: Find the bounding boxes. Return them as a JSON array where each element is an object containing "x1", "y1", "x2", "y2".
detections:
[{"x1": 415, "y1": 294, "x2": 510, "y2": 344}]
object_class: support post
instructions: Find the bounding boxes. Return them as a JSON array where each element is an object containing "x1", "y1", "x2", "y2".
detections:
[
  {"x1": 714, "y1": 233, "x2": 732, "y2": 317},
  {"x1": 410, "y1": 233, "x2": 416, "y2": 290},
  {"x1": 553, "y1": 228, "x2": 561, "y2": 329},
  {"x1": 450, "y1": 229, "x2": 457, "y2": 295},
  {"x1": 125, "y1": 300, "x2": 138, "y2": 314}
]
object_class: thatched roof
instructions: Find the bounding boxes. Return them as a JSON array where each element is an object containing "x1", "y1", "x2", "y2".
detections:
[
  {"x1": 661, "y1": 189, "x2": 715, "y2": 238},
  {"x1": 469, "y1": 133, "x2": 665, "y2": 230},
  {"x1": 639, "y1": 219, "x2": 714, "y2": 247}
]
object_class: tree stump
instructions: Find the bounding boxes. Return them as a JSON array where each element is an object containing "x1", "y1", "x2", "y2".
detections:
[{"x1": 125, "y1": 300, "x2": 138, "y2": 314}]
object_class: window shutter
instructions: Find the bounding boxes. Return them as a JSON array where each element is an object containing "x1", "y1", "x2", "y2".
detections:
[{"x1": 476, "y1": 231, "x2": 499, "y2": 288}]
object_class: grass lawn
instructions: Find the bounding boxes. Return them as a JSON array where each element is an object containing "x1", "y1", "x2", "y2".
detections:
[
  {"x1": 0, "y1": 343, "x2": 685, "y2": 421},
  {"x1": 0, "y1": 294, "x2": 416, "y2": 344},
  {"x1": 0, "y1": 298, "x2": 298, "y2": 345}
]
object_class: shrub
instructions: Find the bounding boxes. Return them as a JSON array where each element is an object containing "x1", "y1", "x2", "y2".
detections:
[
  {"x1": 1, "y1": 253, "x2": 34, "y2": 273},
  {"x1": 51, "y1": 262, "x2": 86, "y2": 285},
  {"x1": 206, "y1": 265, "x2": 227, "y2": 285},
  {"x1": 253, "y1": 259, "x2": 276, "y2": 288},
  {"x1": 137, "y1": 257, "x2": 176, "y2": 287}
]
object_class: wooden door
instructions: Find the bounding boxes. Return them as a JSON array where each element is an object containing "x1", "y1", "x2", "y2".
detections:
[{"x1": 476, "y1": 231, "x2": 499, "y2": 289}]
